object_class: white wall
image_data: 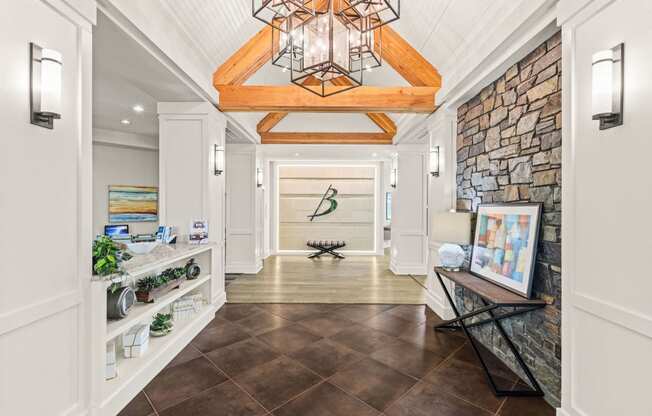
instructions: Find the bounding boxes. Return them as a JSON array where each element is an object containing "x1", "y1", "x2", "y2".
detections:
[
  {"x1": 0, "y1": 1, "x2": 95, "y2": 415},
  {"x1": 157, "y1": 101, "x2": 227, "y2": 301},
  {"x1": 390, "y1": 145, "x2": 429, "y2": 274},
  {"x1": 560, "y1": 1, "x2": 652, "y2": 415},
  {"x1": 225, "y1": 144, "x2": 262, "y2": 273},
  {"x1": 92, "y1": 141, "x2": 158, "y2": 236},
  {"x1": 423, "y1": 111, "x2": 457, "y2": 319}
]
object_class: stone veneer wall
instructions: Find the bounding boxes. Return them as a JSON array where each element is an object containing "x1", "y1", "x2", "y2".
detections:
[{"x1": 454, "y1": 32, "x2": 562, "y2": 406}]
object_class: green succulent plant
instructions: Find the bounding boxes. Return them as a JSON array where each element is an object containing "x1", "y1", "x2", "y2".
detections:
[{"x1": 150, "y1": 313, "x2": 173, "y2": 333}]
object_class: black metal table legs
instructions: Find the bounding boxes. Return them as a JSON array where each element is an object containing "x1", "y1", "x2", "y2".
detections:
[
  {"x1": 307, "y1": 241, "x2": 346, "y2": 259},
  {"x1": 434, "y1": 271, "x2": 545, "y2": 397}
]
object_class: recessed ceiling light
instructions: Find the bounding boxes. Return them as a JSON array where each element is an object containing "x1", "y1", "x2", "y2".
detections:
[
  {"x1": 120, "y1": 119, "x2": 131, "y2": 125},
  {"x1": 372, "y1": 153, "x2": 378, "y2": 157},
  {"x1": 294, "y1": 153, "x2": 300, "y2": 157},
  {"x1": 133, "y1": 105, "x2": 144, "y2": 113}
]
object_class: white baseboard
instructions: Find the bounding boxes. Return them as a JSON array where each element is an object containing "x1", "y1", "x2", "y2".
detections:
[
  {"x1": 213, "y1": 291, "x2": 227, "y2": 309},
  {"x1": 424, "y1": 290, "x2": 454, "y2": 320},
  {"x1": 556, "y1": 407, "x2": 571, "y2": 416}
]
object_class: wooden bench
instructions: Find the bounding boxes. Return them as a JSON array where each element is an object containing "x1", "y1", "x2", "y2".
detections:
[
  {"x1": 434, "y1": 267, "x2": 546, "y2": 398},
  {"x1": 306, "y1": 240, "x2": 346, "y2": 259}
]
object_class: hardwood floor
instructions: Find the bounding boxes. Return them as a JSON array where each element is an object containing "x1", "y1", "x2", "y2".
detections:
[{"x1": 226, "y1": 254, "x2": 427, "y2": 304}]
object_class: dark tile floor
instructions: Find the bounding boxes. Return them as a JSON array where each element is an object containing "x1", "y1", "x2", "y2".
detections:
[{"x1": 119, "y1": 304, "x2": 555, "y2": 416}]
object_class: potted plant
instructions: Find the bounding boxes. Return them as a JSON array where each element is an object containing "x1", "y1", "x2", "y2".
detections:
[
  {"x1": 135, "y1": 267, "x2": 187, "y2": 303},
  {"x1": 150, "y1": 313, "x2": 173, "y2": 337},
  {"x1": 93, "y1": 235, "x2": 132, "y2": 277}
]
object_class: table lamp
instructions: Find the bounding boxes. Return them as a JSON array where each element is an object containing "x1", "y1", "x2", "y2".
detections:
[{"x1": 432, "y1": 211, "x2": 472, "y2": 271}]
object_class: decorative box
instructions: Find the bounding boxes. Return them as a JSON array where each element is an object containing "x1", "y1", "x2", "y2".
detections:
[
  {"x1": 105, "y1": 341, "x2": 117, "y2": 380},
  {"x1": 122, "y1": 324, "x2": 149, "y2": 358},
  {"x1": 172, "y1": 294, "x2": 204, "y2": 321}
]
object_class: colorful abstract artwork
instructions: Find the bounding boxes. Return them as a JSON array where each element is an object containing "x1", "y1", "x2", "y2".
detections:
[
  {"x1": 470, "y1": 203, "x2": 542, "y2": 298},
  {"x1": 108, "y1": 185, "x2": 158, "y2": 223}
]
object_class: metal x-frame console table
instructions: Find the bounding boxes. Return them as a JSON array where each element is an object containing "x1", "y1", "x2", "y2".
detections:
[{"x1": 434, "y1": 267, "x2": 546, "y2": 397}]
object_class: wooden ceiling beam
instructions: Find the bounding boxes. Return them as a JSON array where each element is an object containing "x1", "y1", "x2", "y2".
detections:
[
  {"x1": 257, "y1": 112, "x2": 288, "y2": 133},
  {"x1": 217, "y1": 85, "x2": 437, "y2": 113},
  {"x1": 213, "y1": 26, "x2": 272, "y2": 86},
  {"x1": 376, "y1": 26, "x2": 442, "y2": 88},
  {"x1": 367, "y1": 113, "x2": 397, "y2": 135},
  {"x1": 260, "y1": 132, "x2": 394, "y2": 145}
]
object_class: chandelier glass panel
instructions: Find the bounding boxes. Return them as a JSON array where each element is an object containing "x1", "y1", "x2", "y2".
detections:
[{"x1": 253, "y1": 0, "x2": 399, "y2": 97}]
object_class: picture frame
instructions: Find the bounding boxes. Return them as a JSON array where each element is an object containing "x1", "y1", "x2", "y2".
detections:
[{"x1": 469, "y1": 203, "x2": 543, "y2": 298}]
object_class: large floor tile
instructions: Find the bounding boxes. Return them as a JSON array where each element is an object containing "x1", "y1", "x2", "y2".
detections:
[
  {"x1": 217, "y1": 304, "x2": 263, "y2": 322},
  {"x1": 157, "y1": 381, "x2": 266, "y2": 416},
  {"x1": 452, "y1": 342, "x2": 520, "y2": 382},
  {"x1": 273, "y1": 382, "x2": 379, "y2": 416},
  {"x1": 235, "y1": 311, "x2": 293, "y2": 335},
  {"x1": 370, "y1": 339, "x2": 446, "y2": 379},
  {"x1": 423, "y1": 358, "x2": 511, "y2": 413},
  {"x1": 332, "y1": 304, "x2": 396, "y2": 322},
  {"x1": 289, "y1": 339, "x2": 363, "y2": 377},
  {"x1": 330, "y1": 324, "x2": 403, "y2": 354},
  {"x1": 385, "y1": 381, "x2": 493, "y2": 416},
  {"x1": 191, "y1": 320, "x2": 251, "y2": 353},
  {"x1": 399, "y1": 323, "x2": 466, "y2": 357},
  {"x1": 262, "y1": 304, "x2": 334, "y2": 322},
  {"x1": 329, "y1": 358, "x2": 417, "y2": 411},
  {"x1": 165, "y1": 344, "x2": 203, "y2": 370},
  {"x1": 257, "y1": 324, "x2": 323, "y2": 354},
  {"x1": 205, "y1": 337, "x2": 280, "y2": 377},
  {"x1": 362, "y1": 312, "x2": 417, "y2": 337},
  {"x1": 144, "y1": 357, "x2": 227, "y2": 412},
  {"x1": 385, "y1": 305, "x2": 433, "y2": 324},
  {"x1": 117, "y1": 392, "x2": 154, "y2": 416},
  {"x1": 499, "y1": 395, "x2": 556, "y2": 416},
  {"x1": 233, "y1": 356, "x2": 322, "y2": 410},
  {"x1": 298, "y1": 314, "x2": 356, "y2": 338}
]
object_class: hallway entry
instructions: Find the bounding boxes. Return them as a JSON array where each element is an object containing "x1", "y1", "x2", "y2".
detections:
[{"x1": 226, "y1": 254, "x2": 427, "y2": 304}]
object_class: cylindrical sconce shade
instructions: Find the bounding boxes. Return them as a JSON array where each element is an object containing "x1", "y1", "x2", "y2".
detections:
[
  {"x1": 591, "y1": 43, "x2": 623, "y2": 130},
  {"x1": 214, "y1": 145, "x2": 225, "y2": 175},
  {"x1": 592, "y1": 49, "x2": 615, "y2": 117},
  {"x1": 429, "y1": 146, "x2": 440, "y2": 177},
  {"x1": 390, "y1": 167, "x2": 397, "y2": 188},
  {"x1": 256, "y1": 168, "x2": 264, "y2": 187},
  {"x1": 40, "y1": 48, "x2": 63, "y2": 117}
]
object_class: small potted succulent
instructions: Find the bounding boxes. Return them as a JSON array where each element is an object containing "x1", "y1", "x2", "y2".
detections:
[
  {"x1": 135, "y1": 266, "x2": 187, "y2": 303},
  {"x1": 150, "y1": 313, "x2": 173, "y2": 337}
]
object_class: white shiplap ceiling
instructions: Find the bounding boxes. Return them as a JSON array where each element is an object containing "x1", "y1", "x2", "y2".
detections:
[{"x1": 157, "y1": 0, "x2": 519, "y2": 141}]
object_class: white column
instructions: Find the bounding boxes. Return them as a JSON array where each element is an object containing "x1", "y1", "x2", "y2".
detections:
[
  {"x1": 157, "y1": 102, "x2": 226, "y2": 301},
  {"x1": 390, "y1": 144, "x2": 428, "y2": 275},
  {"x1": 425, "y1": 110, "x2": 457, "y2": 319},
  {"x1": 225, "y1": 144, "x2": 263, "y2": 273},
  {"x1": 559, "y1": 1, "x2": 652, "y2": 415}
]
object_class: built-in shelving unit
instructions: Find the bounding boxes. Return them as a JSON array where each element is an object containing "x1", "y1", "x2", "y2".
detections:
[{"x1": 90, "y1": 243, "x2": 225, "y2": 416}]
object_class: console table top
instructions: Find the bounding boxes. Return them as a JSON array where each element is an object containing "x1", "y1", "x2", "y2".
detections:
[{"x1": 434, "y1": 267, "x2": 547, "y2": 306}]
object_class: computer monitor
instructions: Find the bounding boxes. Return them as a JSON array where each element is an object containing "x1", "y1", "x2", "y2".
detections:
[{"x1": 104, "y1": 224, "x2": 129, "y2": 238}]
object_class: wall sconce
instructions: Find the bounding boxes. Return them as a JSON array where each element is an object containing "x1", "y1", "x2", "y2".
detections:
[
  {"x1": 30, "y1": 43, "x2": 63, "y2": 129},
  {"x1": 256, "y1": 167, "x2": 264, "y2": 188},
  {"x1": 592, "y1": 43, "x2": 624, "y2": 130},
  {"x1": 429, "y1": 146, "x2": 440, "y2": 177},
  {"x1": 390, "y1": 168, "x2": 398, "y2": 188},
  {"x1": 214, "y1": 144, "x2": 224, "y2": 176}
]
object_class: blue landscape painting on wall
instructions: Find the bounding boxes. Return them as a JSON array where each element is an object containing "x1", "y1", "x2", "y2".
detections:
[{"x1": 108, "y1": 185, "x2": 158, "y2": 223}]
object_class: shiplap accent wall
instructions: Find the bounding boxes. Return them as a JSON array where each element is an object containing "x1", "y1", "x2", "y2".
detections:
[{"x1": 278, "y1": 166, "x2": 376, "y2": 251}]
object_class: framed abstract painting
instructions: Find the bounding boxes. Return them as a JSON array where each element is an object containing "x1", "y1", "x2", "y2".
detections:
[
  {"x1": 108, "y1": 185, "x2": 158, "y2": 223},
  {"x1": 470, "y1": 203, "x2": 542, "y2": 298}
]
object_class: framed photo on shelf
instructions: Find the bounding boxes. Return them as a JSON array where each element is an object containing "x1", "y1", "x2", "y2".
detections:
[{"x1": 470, "y1": 203, "x2": 543, "y2": 298}]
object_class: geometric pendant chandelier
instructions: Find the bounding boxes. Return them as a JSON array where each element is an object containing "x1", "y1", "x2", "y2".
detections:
[{"x1": 254, "y1": 0, "x2": 400, "y2": 97}]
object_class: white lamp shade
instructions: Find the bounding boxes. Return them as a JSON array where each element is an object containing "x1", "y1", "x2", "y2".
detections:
[
  {"x1": 431, "y1": 211, "x2": 472, "y2": 245},
  {"x1": 40, "y1": 48, "x2": 62, "y2": 116},
  {"x1": 592, "y1": 49, "x2": 615, "y2": 117}
]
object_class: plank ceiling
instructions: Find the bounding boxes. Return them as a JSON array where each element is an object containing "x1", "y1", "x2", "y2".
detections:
[{"x1": 160, "y1": 0, "x2": 516, "y2": 142}]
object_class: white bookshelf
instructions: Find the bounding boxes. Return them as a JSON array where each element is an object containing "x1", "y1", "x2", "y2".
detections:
[{"x1": 90, "y1": 243, "x2": 225, "y2": 416}]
